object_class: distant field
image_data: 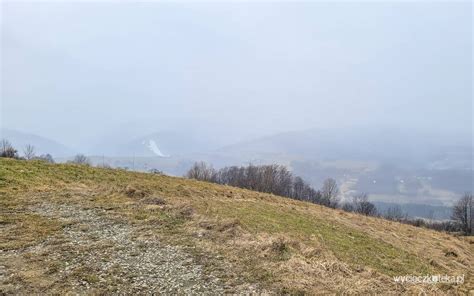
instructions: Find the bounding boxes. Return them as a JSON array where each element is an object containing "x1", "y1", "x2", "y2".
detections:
[{"x1": 0, "y1": 159, "x2": 472, "y2": 294}]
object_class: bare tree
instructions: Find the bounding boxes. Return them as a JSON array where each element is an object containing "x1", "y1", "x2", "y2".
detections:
[
  {"x1": 276, "y1": 166, "x2": 293, "y2": 197},
  {"x1": 341, "y1": 202, "x2": 354, "y2": 212},
  {"x1": 23, "y1": 144, "x2": 36, "y2": 160},
  {"x1": 292, "y1": 176, "x2": 306, "y2": 200},
  {"x1": 321, "y1": 178, "x2": 339, "y2": 208},
  {"x1": 149, "y1": 168, "x2": 163, "y2": 174},
  {"x1": 34, "y1": 154, "x2": 55, "y2": 163},
  {"x1": 0, "y1": 139, "x2": 18, "y2": 159},
  {"x1": 186, "y1": 161, "x2": 217, "y2": 182},
  {"x1": 353, "y1": 193, "x2": 377, "y2": 216},
  {"x1": 307, "y1": 188, "x2": 322, "y2": 204},
  {"x1": 384, "y1": 205, "x2": 406, "y2": 221},
  {"x1": 452, "y1": 192, "x2": 473, "y2": 235},
  {"x1": 1, "y1": 139, "x2": 10, "y2": 152},
  {"x1": 70, "y1": 154, "x2": 91, "y2": 166}
]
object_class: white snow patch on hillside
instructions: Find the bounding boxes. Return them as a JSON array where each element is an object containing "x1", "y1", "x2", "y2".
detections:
[{"x1": 147, "y1": 140, "x2": 170, "y2": 158}]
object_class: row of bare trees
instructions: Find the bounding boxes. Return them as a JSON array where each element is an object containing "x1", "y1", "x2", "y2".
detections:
[
  {"x1": 187, "y1": 161, "x2": 382, "y2": 215},
  {"x1": 1, "y1": 139, "x2": 54, "y2": 163},
  {"x1": 186, "y1": 162, "x2": 340, "y2": 207},
  {"x1": 186, "y1": 162, "x2": 473, "y2": 235},
  {"x1": 0, "y1": 139, "x2": 93, "y2": 166}
]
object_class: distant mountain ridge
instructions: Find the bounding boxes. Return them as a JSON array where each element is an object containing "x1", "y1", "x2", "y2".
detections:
[{"x1": 216, "y1": 127, "x2": 472, "y2": 169}]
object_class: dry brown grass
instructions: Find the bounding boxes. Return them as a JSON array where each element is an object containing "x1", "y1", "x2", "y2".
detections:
[{"x1": 0, "y1": 158, "x2": 472, "y2": 294}]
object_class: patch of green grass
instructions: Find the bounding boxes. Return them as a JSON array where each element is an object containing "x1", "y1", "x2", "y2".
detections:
[
  {"x1": 0, "y1": 212, "x2": 63, "y2": 250},
  {"x1": 200, "y1": 199, "x2": 433, "y2": 276},
  {"x1": 0, "y1": 158, "x2": 156, "y2": 193}
]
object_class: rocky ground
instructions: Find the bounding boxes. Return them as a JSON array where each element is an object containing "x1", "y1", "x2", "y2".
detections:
[{"x1": 0, "y1": 201, "x2": 259, "y2": 295}]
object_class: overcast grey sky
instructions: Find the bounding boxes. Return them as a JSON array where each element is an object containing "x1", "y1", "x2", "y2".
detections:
[{"x1": 1, "y1": 1, "x2": 472, "y2": 147}]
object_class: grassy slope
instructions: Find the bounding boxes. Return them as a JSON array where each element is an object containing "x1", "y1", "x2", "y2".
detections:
[{"x1": 0, "y1": 158, "x2": 472, "y2": 294}]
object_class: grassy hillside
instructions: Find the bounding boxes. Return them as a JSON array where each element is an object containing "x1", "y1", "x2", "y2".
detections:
[{"x1": 0, "y1": 158, "x2": 472, "y2": 294}]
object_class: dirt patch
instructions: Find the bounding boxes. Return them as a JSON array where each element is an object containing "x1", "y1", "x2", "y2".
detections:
[
  {"x1": 122, "y1": 185, "x2": 149, "y2": 198},
  {"x1": 140, "y1": 196, "x2": 166, "y2": 205}
]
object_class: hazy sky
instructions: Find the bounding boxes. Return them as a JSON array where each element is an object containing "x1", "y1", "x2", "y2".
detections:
[{"x1": 1, "y1": 1, "x2": 472, "y2": 148}]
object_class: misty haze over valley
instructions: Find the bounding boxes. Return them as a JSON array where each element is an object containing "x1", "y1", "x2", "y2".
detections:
[
  {"x1": 1, "y1": 2, "x2": 472, "y2": 218},
  {"x1": 1, "y1": 1, "x2": 473, "y2": 294},
  {"x1": 3, "y1": 125, "x2": 472, "y2": 219}
]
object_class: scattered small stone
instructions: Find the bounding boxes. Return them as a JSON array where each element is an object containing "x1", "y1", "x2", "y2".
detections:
[{"x1": 0, "y1": 202, "x2": 260, "y2": 294}]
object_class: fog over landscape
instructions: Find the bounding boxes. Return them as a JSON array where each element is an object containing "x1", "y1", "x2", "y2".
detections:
[
  {"x1": 1, "y1": 1, "x2": 472, "y2": 218},
  {"x1": 2, "y1": 1, "x2": 474, "y2": 294}
]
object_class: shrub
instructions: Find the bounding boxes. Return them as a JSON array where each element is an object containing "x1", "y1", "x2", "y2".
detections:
[
  {"x1": 69, "y1": 154, "x2": 91, "y2": 166},
  {"x1": 33, "y1": 154, "x2": 55, "y2": 163},
  {"x1": 0, "y1": 139, "x2": 19, "y2": 159}
]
